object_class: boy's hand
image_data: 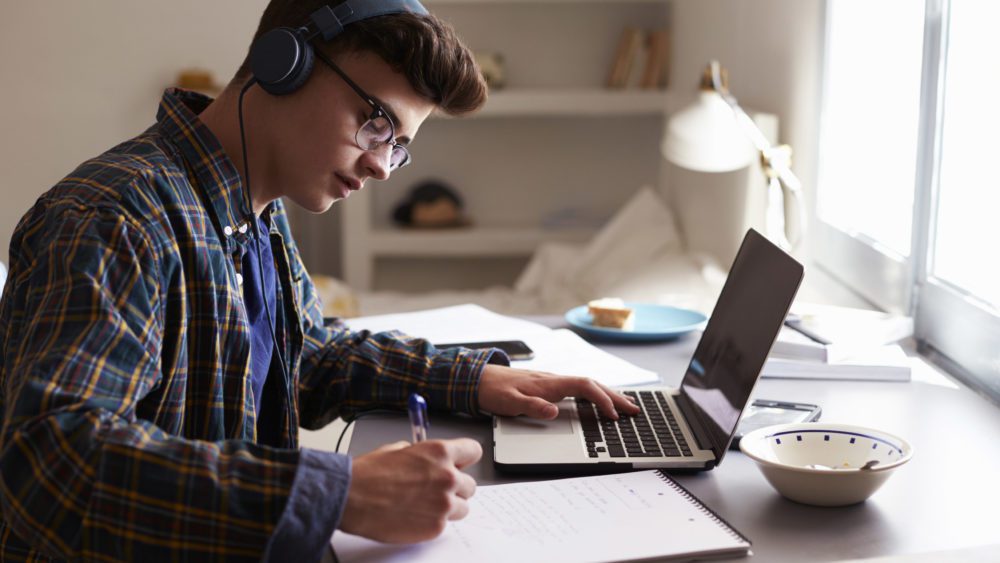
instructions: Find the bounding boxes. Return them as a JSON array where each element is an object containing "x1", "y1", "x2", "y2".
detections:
[
  {"x1": 340, "y1": 438, "x2": 482, "y2": 543},
  {"x1": 477, "y1": 365, "x2": 640, "y2": 420}
]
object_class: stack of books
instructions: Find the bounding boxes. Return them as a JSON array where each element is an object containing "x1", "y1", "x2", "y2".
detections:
[
  {"x1": 763, "y1": 304, "x2": 914, "y2": 382},
  {"x1": 607, "y1": 27, "x2": 670, "y2": 90}
]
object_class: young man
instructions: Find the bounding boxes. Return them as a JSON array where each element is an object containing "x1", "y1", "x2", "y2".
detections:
[{"x1": 0, "y1": 1, "x2": 639, "y2": 561}]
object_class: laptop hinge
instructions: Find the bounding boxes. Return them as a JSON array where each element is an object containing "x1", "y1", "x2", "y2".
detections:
[{"x1": 677, "y1": 393, "x2": 717, "y2": 459}]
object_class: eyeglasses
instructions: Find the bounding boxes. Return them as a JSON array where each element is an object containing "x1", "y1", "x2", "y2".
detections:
[{"x1": 313, "y1": 50, "x2": 411, "y2": 171}]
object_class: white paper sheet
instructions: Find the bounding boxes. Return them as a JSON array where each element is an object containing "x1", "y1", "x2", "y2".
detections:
[
  {"x1": 515, "y1": 329, "x2": 658, "y2": 386},
  {"x1": 330, "y1": 470, "x2": 749, "y2": 563},
  {"x1": 344, "y1": 304, "x2": 658, "y2": 386},
  {"x1": 344, "y1": 303, "x2": 552, "y2": 342}
]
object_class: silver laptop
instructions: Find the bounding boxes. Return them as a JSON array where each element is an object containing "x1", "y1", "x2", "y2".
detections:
[{"x1": 493, "y1": 229, "x2": 803, "y2": 472}]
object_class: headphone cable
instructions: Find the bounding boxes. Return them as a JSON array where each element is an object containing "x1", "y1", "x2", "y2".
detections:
[{"x1": 236, "y1": 78, "x2": 293, "y2": 421}]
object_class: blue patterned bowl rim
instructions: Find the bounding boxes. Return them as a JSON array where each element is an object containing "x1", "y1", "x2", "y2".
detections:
[{"x1": 739, "y1": 422, "x2": 914, "y2": 473}]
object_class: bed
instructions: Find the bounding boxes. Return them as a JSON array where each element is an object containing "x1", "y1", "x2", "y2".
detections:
[{"x1": 314, "y1": 187, "x2": 728, "y2": 320}]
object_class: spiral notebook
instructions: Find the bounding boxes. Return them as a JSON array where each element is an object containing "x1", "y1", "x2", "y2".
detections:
[{"x1": 330, "y1": 470, "x2": 751, "y2": 562}]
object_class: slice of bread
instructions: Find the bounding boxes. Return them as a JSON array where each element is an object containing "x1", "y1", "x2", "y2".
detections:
[{"x1": 587, "y1": 298, "x2": 635, "y2": 330}]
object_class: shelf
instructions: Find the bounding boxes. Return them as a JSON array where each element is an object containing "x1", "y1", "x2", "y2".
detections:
[
  {"x1": 433, "y1": 89, "x2": 673, "y2": 118},
  {"x1": 339, "y1": 1, "x2": 670, "y2": 291},
  {"x1": 368, "y1": 227, "x2": 596, "y2": 257}
]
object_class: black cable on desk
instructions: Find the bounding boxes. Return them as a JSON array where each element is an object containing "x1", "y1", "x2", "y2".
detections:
[
  {"x1": 334, "y1": 409, "x2": 402, "y2": 453},
  {"x1": 329, "y1": 409, "x2": 406, "y2": 563}
]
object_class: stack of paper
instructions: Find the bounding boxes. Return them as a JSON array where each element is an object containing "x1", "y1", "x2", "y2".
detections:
[
  {"x1": 344, "y1": 304, "x2": 659, "y2": 387},
  {"x1": 764, "y1": 303, "x2": 913, "y2": 382}
]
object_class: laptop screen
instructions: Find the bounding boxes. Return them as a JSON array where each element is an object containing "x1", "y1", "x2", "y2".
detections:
[{"x1": 679, "y1": 229, "x2": 803, "y2": 458}]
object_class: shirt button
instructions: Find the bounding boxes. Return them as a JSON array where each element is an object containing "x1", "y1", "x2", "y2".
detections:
[
  {"x1": 236, "y1": 273, "x2": 244, "y2": 286},
  {"x1": 223, "y1": 226, "x2": 234, "y2": 237},
  {"x1": 238, "y1": 223, "x2": 249, "y2": 234}
]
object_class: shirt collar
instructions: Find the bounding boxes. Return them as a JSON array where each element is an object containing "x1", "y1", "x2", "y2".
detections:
[{"x1": 156, "y1": 87, "x2": 255, "y2": 249}]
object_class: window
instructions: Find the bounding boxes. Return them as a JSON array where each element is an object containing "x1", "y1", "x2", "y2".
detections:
[
  {"x1": 931, "y1": 1, "x2": 1000, "y2": 309},
  {"x1": 817, "y1": 0, "x2": 924, "y2": 260},
  {"x1": 816, "y1": 0, "x2": 1000, "y2": 400}
]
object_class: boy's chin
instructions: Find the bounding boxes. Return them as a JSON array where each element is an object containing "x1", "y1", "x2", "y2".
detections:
[{"x1": 294, "y1": 194, "x2": 339, "y2": 214}]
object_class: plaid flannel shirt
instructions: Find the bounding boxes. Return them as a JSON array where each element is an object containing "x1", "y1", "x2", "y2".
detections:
[{"x1": 0, "y1": 89, "x2": 501, "y2": 561}]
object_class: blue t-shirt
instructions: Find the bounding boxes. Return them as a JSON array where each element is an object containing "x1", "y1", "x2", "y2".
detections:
[{"x1": 241, "y1": 215, "x2": 276, "y2": 417}]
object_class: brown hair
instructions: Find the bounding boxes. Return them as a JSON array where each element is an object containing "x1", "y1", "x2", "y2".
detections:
[{"x1": 234, "y1": 3, "x2": 487, "y2": 116}]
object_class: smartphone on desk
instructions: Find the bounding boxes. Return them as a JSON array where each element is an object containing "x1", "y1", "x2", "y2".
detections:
[
  {"x1": 434, "y1": 340, "x2": 535, "y2": 361},
  {"x1": 730, "y1": 399, "x2": 822, "y2": 449}
]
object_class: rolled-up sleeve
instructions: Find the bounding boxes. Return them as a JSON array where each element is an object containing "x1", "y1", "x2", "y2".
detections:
[
  {"x1": 278, "y1": 211, "x2": 510, "y2": 428},
  {"x1": 297, "y1": 319, "x2": 510, "y2": 429},
  {"x1": 264, "y1": 449, "x2": 351, "y2": 563}
]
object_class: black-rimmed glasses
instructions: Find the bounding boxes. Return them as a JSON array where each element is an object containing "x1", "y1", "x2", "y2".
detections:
[{"x1": 313, "y1": 50, "x2": 411, "y2": 171}]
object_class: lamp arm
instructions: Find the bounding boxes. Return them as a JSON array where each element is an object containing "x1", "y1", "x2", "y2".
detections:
[
  {"x1": 709, "y1": 68, "x2": 807, "y2": 248},
  {"x1": 722, "y1": 96, "x2": 802, "y2": 195}
]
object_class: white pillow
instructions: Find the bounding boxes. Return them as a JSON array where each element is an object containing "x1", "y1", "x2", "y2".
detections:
[
  {"x1": 569, "y1": 186, "x2": 682, "y2": 297},
  {"x1": 514, "y1": 242, "x2": 582, "y2": 294},
  {"x1": 600, "y1": 249, "x2": 725, "y2": 314}
]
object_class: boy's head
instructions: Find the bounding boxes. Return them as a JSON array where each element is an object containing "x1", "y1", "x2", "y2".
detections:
[
  {"x1": 234, "y1": 1, "x2": 486, "y2": 117},
  {"x1": 225, "y1": 1, "x2": 487, "y2": 214}
]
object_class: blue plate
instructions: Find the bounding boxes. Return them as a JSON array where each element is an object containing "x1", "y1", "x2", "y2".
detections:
[{"x1": 565, "y1": 303, "x2": 708, "y2": 342}]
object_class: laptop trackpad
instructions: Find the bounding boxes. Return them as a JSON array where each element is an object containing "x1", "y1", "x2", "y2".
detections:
[{"x1": 499, "y1": 408, "x2": 574, "y2": 435}]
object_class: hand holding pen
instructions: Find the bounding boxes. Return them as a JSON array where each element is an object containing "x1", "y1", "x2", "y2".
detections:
[{"x1": 341, "y1": 392, "x2": 482, "y2": 543}]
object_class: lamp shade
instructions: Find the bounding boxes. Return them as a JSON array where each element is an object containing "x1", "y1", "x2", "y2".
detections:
[{"x1": 661, "y1": 90, "x2": 757, "y2": 173}]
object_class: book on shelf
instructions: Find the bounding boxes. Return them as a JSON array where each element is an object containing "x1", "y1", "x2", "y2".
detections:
[
  {"x1": 607, "y1": 27, "x2": 644, "y2": 89},
  {"x1": 640, "y1": 28, "x2": 669, "y2": 89},
  {"x1": 763, "y1": 344, "x2": 912, "y2": 382},
  {"x1": 624, "y1": 33, "x2": 649, "y2": 89},
  {"x1": 770, "y1": 303, "x2": 914, "y2": 363}
]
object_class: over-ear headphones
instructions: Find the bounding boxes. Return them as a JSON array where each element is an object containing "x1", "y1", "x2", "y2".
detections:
[{"x1": 249, "y1": 0, "x2": 429, "y2": 96}]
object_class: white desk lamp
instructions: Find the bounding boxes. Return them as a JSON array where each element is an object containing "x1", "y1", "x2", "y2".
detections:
[{"x1": 662, "y1": 60, "x2": 806, "y2": 250}]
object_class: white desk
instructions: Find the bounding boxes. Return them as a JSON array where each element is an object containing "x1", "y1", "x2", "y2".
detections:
[{"x1": 335, "y1": 317, "x2": 1000, "y2": 562}]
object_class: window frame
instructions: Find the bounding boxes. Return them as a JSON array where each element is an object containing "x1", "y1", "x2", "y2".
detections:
[{"x1": 816, "y1": 0, "x2": 1000, "y2": 401}]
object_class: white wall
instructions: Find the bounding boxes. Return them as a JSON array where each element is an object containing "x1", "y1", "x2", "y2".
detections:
[{"x1": 0, "y1": 1, "x2": 267, "y2": 264}]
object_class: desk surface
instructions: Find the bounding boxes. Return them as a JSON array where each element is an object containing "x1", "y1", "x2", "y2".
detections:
[{"x1": 345, "y1": 317, "x2": 1000, "y2": 562}]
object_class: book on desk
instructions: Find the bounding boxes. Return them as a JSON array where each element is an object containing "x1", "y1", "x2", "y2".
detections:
[
  {"x1": 763, "y1": 304, "x2": 914, "y2": 382},
  {"x1": 772, "y1": 303, "x2": 913, "y2": 362},
  {"x1": 763, "y1": 344, "x2": 911, "y2": 381}
]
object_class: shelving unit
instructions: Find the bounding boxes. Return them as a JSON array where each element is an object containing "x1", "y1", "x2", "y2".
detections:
[{"x1": 340, "y1": 0, "x2": 671, "y2": 290}]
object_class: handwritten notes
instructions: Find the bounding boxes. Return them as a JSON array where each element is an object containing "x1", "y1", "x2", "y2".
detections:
[{"x1": 331, "y1": 470, "x2": 749, "y2": 563}]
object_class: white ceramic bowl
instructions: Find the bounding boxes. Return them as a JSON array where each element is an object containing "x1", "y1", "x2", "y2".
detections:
[{"x1": 739, "y1": 422, "x2": 913, "y2": 506}]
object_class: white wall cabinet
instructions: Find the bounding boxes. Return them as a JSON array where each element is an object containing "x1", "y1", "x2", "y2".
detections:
[{"x1": 340, "y1": 0, "x2": 673, "y2": 291}]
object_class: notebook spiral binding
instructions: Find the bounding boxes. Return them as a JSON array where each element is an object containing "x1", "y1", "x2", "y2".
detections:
[{"x1": 654, "y1": 470, "x2": 751, "y2": 545}]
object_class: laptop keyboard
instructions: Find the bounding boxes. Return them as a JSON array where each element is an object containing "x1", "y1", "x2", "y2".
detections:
[{"x1": 576, "y1": 390, "x2": 693, "y2": 459}]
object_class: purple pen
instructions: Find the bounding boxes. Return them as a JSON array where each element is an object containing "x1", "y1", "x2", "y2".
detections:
[{"x1": 408, "y1": 393, "x2": 429, "y2": 443}]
